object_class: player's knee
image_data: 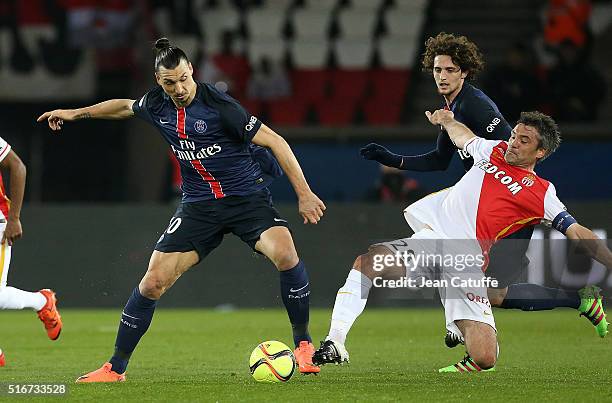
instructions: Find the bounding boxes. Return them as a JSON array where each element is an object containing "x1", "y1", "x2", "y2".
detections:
[
  {"x1": 350, "y1": 254, "x2": 372, "y2": 280},
  {"x1": 271, "y1": 247, "x2": 299, "y2": 271},
  {"x1": 487, "y1": 287, "x2": 508, "y2": 307},
  {"x1": 139, "y1": 275, "x2": 168, "y2": 299},
  {"x1": 352, "y1": 252, "x2": 375, "y2": 277},
  {"x1": 353, "y1": 247, "x2": 391, "y2": 280},
  {"x1": 352, "y1": 254, "x2": 364, "y2": 272},
  {"x1": 489, "y1": 294, "x2": 505, "y2": 307}
]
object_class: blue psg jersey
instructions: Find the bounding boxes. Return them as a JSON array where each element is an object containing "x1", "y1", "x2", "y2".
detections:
[
  {"x1": 444, "y1": 83, "x2": 512, "y2": 171},
  {"x1": 132, "y1": 82, "x2": 272, "y2": 202}
]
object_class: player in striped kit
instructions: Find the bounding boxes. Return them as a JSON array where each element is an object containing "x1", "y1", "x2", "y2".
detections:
[
  {"x1": 313, "y1": 109, "x2": 612, "y2": 372},
  {"x1": 38, "y1": 38, "x2": 325, "y2": 381},
  {"x1": 0, "y1": 138, "x2": 62, "y2": 367}
]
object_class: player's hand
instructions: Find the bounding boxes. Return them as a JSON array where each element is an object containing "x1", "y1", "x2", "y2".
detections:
[
  {"x1": 360, "y1": 143, "x2": 391, "y2": 161},
  {"x1": 2, "y1": 218, "x2": 22, "y2": 246},
  {"x1": 360, "y1": 143, "x2": 403, "y2": 168},
  {"x1": 36, "y1": 109, "x2": 76, "y2": 131},
  {"x1": 299, "y1": 191, "x2": 326, "y2": 224},
  {"x1": 425, "y1": 109, "x2": 454, "y2": 126}
]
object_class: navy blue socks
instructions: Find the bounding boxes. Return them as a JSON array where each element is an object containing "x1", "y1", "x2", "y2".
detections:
[
  {"x1": 109, "y1": 287, "x2": 157, "y2": 374},
  {"x1": 107, "y1": 262, "x2": 312, "y2": 372},
  {"x1": 279, "y1": 260, "x2": 312, "y2": 347},
  {"x1": 500, "y1": 283, "x2": 580, "y2": 311}
]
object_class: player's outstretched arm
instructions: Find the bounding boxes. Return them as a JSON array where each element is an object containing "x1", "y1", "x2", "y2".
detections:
[
  {"x1": 425, "y1": 109, "x2": 476, "y2": 150},
  {"x1": 0, "y1": 150, "x2": 25, "y2": 245},
  {"x1": 37, "y1": 99, "x2": 136, "y2": 131},
  {"x1": 566, "y1": 223, "x2": 612, "y2": 269},
  {"x1": 252, "y1": 124, "x2": 326, "y2": 224},
  {"x1": 360, "y1": 130, "x2": 456, "y2": 171}
]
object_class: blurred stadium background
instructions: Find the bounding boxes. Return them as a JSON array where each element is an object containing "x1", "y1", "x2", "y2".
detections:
[{"x1": 0, "y1": 0, "x2": 610, "y2": 308}]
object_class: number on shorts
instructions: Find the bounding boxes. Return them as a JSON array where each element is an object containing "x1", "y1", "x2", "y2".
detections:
[
  {"x1": 387, "y1": 240, "x2": 409, "y2": 251},
  {"x1": 166, "y1": 217, "x2": 182, "y2": 234}
]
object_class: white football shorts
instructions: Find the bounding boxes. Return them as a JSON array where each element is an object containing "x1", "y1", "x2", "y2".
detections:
[{"x1": 376, "y1": 227, "x2": 496, "y2": 338}]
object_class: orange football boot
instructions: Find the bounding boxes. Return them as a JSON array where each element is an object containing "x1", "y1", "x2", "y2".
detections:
[
  {"x1": 0, "y1": 350, "x2": 5, "y2": 367},
  {"x1": 294, "y1": 341, "x2": 320, "y2": 374},
  {"x1": 76, "y1": 363, "x2": 126, "y2": 383},
  {"x1": 37, "y1": 289, "x2": 62, "y2": 340}
]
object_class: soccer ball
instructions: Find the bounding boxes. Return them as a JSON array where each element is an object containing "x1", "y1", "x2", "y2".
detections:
[{"x1": 249, "y1": 341, "x2": 295, "y2": 383}]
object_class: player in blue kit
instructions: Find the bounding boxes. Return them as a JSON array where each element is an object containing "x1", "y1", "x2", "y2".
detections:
[
  {"x1": 38, "y1": 38, "x2": 325, "y2": 381},
  {"x1": 359, "y1": 33, "x2": 607, "y2": 362}
]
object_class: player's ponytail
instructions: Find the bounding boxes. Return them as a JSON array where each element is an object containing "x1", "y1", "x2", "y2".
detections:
[{"x1": 154, "y1": 37, "x2": 189, "y2": 71}]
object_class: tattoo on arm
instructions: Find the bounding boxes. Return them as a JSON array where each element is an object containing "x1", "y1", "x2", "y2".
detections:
[{"x1": 74, "y1": 112, "x2": 91, "y2": 120}]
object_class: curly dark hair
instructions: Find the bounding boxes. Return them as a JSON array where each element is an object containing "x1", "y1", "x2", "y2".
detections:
[
  {"x1": 421, "y1": 32, "x2": 485, "y2": 80},
  {"x1": 517, "y1": 111, "x2": 561, "y2": 163}
]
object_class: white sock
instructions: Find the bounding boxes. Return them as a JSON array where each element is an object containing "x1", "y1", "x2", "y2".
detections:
[
  {"x1": 0, "y1": 287, "x2": 46, "y2": 311},
  {"x1": 328, "y1": 269, "x2": 373, "y2": 345}
]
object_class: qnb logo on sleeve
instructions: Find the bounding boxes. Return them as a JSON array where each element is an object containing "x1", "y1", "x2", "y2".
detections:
[
  {"x1": 245, "y1": 116, "x2": 258, "y2": 132},
  {"x1": 486, "y1": 117, "x2": 501, "y2": 133}
]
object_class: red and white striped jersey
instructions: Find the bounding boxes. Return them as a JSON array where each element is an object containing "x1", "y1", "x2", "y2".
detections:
[
  {"x1": 405, "y1": 137, "x2": 566, "y2": 254},
  {"x1": 0, "y1": 137, "x2": 11, "y2": 220}
]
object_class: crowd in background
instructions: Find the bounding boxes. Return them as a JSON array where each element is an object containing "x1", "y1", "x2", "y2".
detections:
[
  {"x1": 483, "y1": 0, "x2": 607, "y2": 123},
  {"x1": 0, "y1": 0, "x2": 609, "y2": 203},
  {"x1": 0, "y1": 0, "x2": 608, "y2": 123}
]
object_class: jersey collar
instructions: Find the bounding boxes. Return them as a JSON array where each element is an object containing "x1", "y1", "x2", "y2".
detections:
[{"x1": 451, "y1": 82, "x2": 472, "y2": 111}]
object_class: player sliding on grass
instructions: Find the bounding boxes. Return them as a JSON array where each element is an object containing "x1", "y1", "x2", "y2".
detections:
[
  {"x1": 360, "y1": 32, "x2": 607, "y2": 346},
  {"x1": 0, "y1": 139, "x2": 62, "y2": 367},
  {"x1": 38, "y1": 38, "x2": 325, "y2": 382},
  {"x1": 314, "y1": 110, "x2": 612, "y2": 372}
]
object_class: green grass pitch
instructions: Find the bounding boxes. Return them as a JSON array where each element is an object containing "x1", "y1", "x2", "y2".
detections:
[{"x1": 1, "y1": 308, "x2": 610, "y2": 402}]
